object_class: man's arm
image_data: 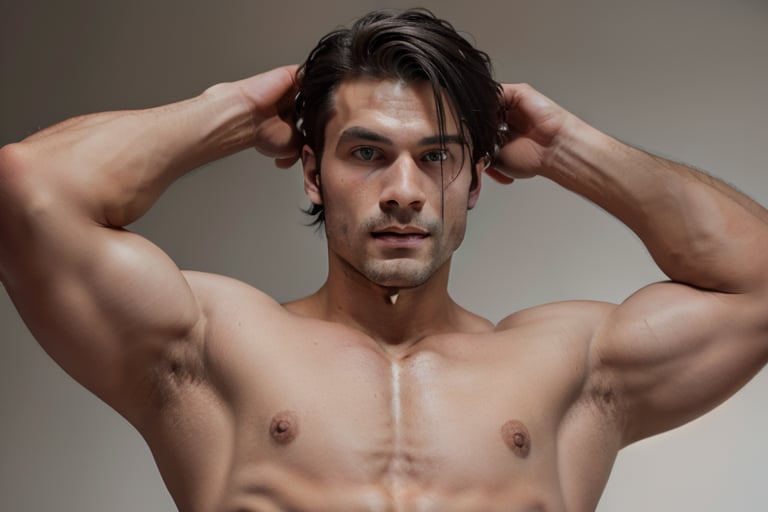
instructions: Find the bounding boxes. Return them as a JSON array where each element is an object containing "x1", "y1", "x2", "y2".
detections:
[
  {"x1": 492, "y1": 83, "x2": 768, "y2": 445},
  {"x1": 0, "y1": 66, "x2": 299, "y2": 425}
]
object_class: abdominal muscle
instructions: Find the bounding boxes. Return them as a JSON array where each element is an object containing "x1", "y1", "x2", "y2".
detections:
[{"x1": 221, "y1": 465, "x2": 559, "y2": 512}]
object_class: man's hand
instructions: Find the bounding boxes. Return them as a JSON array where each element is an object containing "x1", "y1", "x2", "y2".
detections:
[
  {"x1": 230, "y1": 65, "x2": 302, "y2": 168},
  {"x1": 487, "y1": 83, "x2": 572, "y2": 184}
]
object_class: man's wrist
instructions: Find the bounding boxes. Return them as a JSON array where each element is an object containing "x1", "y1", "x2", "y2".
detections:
[
  {"x1": 540, "y1": 116, "x2": 616, "y2": 184},
  {"x1": 196, "y1": 81, "x2": 261, "y2": 156}
]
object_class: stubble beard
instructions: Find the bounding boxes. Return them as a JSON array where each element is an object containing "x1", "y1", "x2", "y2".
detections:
[
  {"x1": 327, "y1": 208, "x2": 465, "y2": 291},
  {"x1": 358, "y1": 217, "x2": 452, "y2": 290},
  {"x1": 359, "y1": 253, "x2": 440, "y2": 290}
]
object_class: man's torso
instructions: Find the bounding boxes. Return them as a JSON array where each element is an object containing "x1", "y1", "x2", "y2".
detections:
[{"x1": 136, "y1": 273, "x2": 622, "y2": 512}]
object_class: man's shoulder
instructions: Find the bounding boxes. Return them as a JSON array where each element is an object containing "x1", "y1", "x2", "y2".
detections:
[
  {"x1": 489, "y1": 301, "x2": 619, "y2": 390},
  {"x1": 181, "y1": 270, "x2": 289, "y2": 320},
  {"x1": 180, "y1": 270, "x2": 335, "y2": 336},
  {"x1": 495, "y1": 299, "x2": 616, "y2": 334}
]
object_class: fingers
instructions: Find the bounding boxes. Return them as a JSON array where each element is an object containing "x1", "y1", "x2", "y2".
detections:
[
  {"x1": 498, "y1": 83, "x2": 533, "y2": 135},
  {"x1": 274, "y1": 155, "x2": 300, "y2": 169},
  {"x1": 237, "y1": 65, "x2": 303, "y2": 161},
  {"x1": 500, "y1": 83, "x2": 559, "y2": 117},
  {"x1": 236, "y1": 65, "x2": 300, "y2": 112},
  {"x1": 263, "y1": 64, "x2": 300, "y2": 88},
  {"x1": 500, "y1": 83, "x2": 535, "y2": 110},
  {"x1": 252, "y1": 113, "x2": 302, "y2": 161},
  {"x1": 484, "y1": 166, "x2": 515, "y2": 185},
  {"x1": 500, "y1": 82, "x2": 552, "y2": 109}
]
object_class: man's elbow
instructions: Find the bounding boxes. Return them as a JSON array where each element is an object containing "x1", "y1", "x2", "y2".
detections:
[
  {"x1": 0, "y1": 142, "x2": 58, "y2": 282},
  {"x1": 0, "y1": 141, "x2": 44, "y2": 205}
]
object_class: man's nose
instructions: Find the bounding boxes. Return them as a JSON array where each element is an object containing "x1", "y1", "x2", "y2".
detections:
[{"x1": 379, "y1": 155, "x2": 427, "y2": 212}]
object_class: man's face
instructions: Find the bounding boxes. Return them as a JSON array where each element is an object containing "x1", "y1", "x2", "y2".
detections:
[{"x1": 302, "y1": 78, "x2": 481, "y2": 290}]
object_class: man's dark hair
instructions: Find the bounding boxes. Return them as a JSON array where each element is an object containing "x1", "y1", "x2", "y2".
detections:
[{"x1": 295, "y1": 8, "x2": 505, "y2": 224}]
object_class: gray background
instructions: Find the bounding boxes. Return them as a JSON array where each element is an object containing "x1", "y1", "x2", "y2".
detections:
[{"x1": 1, "y1": 0, "x2": 766, "y2": 510}]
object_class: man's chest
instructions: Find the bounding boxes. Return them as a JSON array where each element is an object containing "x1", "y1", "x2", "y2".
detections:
[
  {"x1": 147, "y1": 322, "x2": 620, "y2": 511},
  {"x1": 215, "y1": 329, "x2": 595, "y2": 486}
]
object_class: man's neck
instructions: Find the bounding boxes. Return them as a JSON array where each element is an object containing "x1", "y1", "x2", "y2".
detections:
[{"x1": 289, "y1": 259, "x2": 470, "y2": 353}]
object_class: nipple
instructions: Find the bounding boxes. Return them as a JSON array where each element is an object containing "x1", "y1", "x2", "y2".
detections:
[
  {"x1": 269, "y1": 410, "x2": 299, "y2": 444},
  {"x1": 501, "y1": 420, "x2": 531, "y2": 458}
]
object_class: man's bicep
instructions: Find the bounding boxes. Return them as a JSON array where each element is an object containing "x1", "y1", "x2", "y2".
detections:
[
  {"x1": 594, "y1": 281, "x2": 768, "y2": 445},
  {"x1": 4, "y1": 221, "x2": 203, "y2": 418}
]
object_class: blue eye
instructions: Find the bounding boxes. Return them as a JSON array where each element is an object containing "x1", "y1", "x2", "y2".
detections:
[{"x1": 352, "y1": 147, "x2": 380, "y2": 161}]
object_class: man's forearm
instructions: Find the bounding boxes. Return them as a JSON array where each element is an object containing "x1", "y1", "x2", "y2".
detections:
[
  {"x1": 687, "y1": 166, "x2": 768, "y2": 227},
  {"x1": 542, "y1": 120, "x2": 768, "y2": 293}
]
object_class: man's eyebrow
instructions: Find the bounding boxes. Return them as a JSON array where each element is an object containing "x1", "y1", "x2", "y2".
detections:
[
  {"x1": 338, "y1": 127, "x2": 466, "y2": 147},
  {"x1": 419, "y1": 134, "x2": 466, "y2": 147},
  {"x1": 338, "y1": 126, "x2": 393, "y2": 145}
]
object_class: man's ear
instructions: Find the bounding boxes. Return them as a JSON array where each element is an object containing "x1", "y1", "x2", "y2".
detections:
[
  {"x1": 302, "y1": 145, "x2": 322, "y2": 205},
  {"x1": 468, "y1": 162, "x2": 483, "y2": 210}
]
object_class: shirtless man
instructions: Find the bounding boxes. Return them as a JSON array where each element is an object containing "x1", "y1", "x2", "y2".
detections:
[{"x1": 0, "y1": 8, "x2": 766, "y2": 512}]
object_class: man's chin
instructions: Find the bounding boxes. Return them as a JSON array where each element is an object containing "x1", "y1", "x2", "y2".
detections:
[{"x1": 362, "y1": 261, "x2": 433, "y2": 289}]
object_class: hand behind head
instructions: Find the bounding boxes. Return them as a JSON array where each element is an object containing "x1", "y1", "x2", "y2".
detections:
[
  {"x1": 233, "y1": 65, "x2": 302, "y2": 168},
  {"x1": 489, "y1": 83, "x2": 571, "y2": 182}
]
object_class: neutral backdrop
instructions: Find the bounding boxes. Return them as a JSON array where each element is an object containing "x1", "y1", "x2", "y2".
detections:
[{"x1": 1, "y1": 0, "x2": 766, "y2": 510}]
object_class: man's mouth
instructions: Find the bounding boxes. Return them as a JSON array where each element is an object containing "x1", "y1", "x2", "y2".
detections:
[
  {"x1": 371, "y1": 227, "x2": 429, "y2": 245},
  {"x1": 372, "y1": 226, "x2": 428, "y2": 236}
]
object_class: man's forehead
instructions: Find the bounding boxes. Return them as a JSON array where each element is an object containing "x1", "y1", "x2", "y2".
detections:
[
  {"x1": 327, "y1": 78, "x2": 461, "y2": 137},
  {"x1": 334, "y1": 78, "x2": 436, "y2": 114}
]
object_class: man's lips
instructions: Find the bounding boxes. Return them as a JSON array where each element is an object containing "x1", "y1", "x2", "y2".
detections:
[
  {"x1": 371, "y1": 226, "x2": 429, "y2": 237},
  {"x1": 371, "y1": 227, "x2": 429, "y2": 246}
]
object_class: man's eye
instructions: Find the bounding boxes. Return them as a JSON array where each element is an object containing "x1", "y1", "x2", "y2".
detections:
[
  {"x1": 423, "y1": 150, "x2": 448, "y2": 163},
  {"x1": 352, "y1": 147, "x2": 380, "y2": 161}
]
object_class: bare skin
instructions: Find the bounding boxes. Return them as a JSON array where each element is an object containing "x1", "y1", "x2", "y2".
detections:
[{"x1": 1, "y1": 66, "x2": 767, "y2": 512}]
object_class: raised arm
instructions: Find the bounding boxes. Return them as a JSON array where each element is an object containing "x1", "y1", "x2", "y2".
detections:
[
  {"x1": 491, "y1": 83, "x2": 768, "y2": 444},
  {"x1": 0, "y1": 66, "x2": 299, "y2": 425}
]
